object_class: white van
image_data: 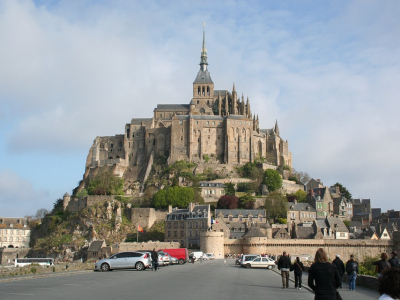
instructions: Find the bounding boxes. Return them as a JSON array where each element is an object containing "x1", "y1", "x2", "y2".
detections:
[{"x1": 190, "y1": 251, "x2": 204, "y2": 261}]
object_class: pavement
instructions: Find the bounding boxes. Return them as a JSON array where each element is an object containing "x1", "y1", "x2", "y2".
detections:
[
  {"x1": 272, "y1": 267, "x2": 379, "y2": 300},
  {"x1": 0, "y1": 260, "x2": 380, "y2": 300}
]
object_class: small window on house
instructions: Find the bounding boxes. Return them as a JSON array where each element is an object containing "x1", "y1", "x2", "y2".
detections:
[{"x1": 179, "y1": 120, "x2": 183, "y2": 125}]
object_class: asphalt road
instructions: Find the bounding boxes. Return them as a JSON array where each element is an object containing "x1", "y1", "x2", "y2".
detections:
[{"x1": 0, "y1": 260, "x2": 380, "y2": 300}]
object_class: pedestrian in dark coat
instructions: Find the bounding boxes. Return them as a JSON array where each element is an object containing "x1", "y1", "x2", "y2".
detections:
[
  {"x1": 388, "y1": 251, "x2": 400, "y2": 269},
  {"x1": 332, "y1": 254, "x2": 345, "y2": 282},
  {"x1": 346, "y1": 255, "x2": 358, "y2": 291},
  {"x1": 308, "y1": 248, "x2": 342, "y2": 300},
  {"x1": 294, "y1": 257, "x2": 304, "y2": 289},
  {"x1": 373, "y1": 253, "x2": 392, "y2": 277},
  {"x1": 278, "y1": 251, "x2": 292, "y2": 289}
]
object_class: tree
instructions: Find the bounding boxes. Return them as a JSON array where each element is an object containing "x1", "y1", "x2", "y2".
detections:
[
  {"x1": 225, "y1": 182, "x2": 235, "y2": 196},
  {"x1": 152, "y1": 186, "x2": 194, "y2": 209},
  {"x1": 87, "y1": 171, "x2": 124, "y2": 195},
  {"x1": 152, "y1": 189, "x2": 168, "y2": 208},
  {"x1": 51, "y1": 198, "x2": 63, "y2": 214},
  {"x1": 264, "y1": 192, "x2": 287, "y2": 223},
  {"x1": 333, "y1": 183, "x2": 352, "y2": 200},
  {"x1": 263, "y1": 169, "x2": 283, "y2": 192},
  {"x1": 239, "y1": 194, "x2": 255, "y2": 209},
  {"x1": 294, "y1": 189, "x2": 307, "y2": 203},
  {"x1": 217, "y1": 195, "x2": 239, "y2": 209},
  {"x1": 35, "y1": 208, "x2": 49, "y2": 219},
  {"x1": 292, "y1": 169, "x2": 311, "y2": 184}
]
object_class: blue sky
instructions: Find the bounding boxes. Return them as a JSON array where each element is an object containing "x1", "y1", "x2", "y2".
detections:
[{"x1": 1, "y1": 0, "x2": 399, "y2": 217}]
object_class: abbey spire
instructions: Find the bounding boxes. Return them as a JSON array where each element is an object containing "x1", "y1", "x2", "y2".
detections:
[{"x1": 200, "y1": 22, "x2": 208, "y2": 71}]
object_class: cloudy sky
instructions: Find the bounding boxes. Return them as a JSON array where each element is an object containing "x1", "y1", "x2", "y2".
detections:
[{"x1": 1, "y1": 0, "x2": 399, "y2": 217}]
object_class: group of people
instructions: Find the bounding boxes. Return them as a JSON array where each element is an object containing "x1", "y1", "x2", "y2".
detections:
[{"x1": 277, "y1": 248, "x2": 400, "y2": 300}]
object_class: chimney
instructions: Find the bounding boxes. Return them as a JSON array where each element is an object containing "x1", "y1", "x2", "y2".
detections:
[
  {"x1": 317, "y1": 179, "x2": 320, "y2": 182},
  {"x1": 294, "y1": 199, "x2": 297, "y2": 204},
  {"x1": 168, "y1": 205, "x2": 172, "y2": 213},
  {"x1": 188, "y1": 202, "x2": 195, "y2": 212}
]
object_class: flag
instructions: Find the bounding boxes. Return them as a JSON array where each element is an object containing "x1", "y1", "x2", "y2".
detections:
[
  {"x1": 211, "y1": 218, "x2": 218, "y2": 224},
  {"x1": 138, "y1": 225, "x2": 143, "y2": 232}
]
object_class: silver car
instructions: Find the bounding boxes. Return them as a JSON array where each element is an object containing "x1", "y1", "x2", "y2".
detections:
[{"x1": 95, "y1": 252, "x2": 151, "y2": 271}]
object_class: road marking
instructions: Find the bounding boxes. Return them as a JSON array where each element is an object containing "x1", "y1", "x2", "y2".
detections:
[{"x1": 0, "y1": 292, "x2": 34, "y2": 296}]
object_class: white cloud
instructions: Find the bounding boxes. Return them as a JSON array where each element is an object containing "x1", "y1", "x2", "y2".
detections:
[
  {"x1": 0, "y1": 169, "x2": 52, "y2": 217},
  {"x1": 0, "y1": 0, "x2": 399, "y2": 214}
]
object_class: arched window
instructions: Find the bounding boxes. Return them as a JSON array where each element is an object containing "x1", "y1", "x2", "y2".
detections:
[{"x1": 198, "y1": 86, "x2": 201, "y2": 95}]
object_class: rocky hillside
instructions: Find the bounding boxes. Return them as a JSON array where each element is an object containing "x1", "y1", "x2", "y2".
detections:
[{"x1": 30, "y1": 200, "x2": 164, "y2": 261}]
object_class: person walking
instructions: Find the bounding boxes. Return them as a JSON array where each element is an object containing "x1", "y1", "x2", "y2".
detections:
[
  {"x1": 345, "y1": 255, "x2": 358, "y2": 291},
  {"x1": 308, "y1": 248, "x2": 342, "y2": 300},
  {"x1": 151, "y1": 248, "x2": 159, "y2": 271},
  {"x1": 332, "y1": 254, "x2": 345, "y2": 284},
  {"x1": 373, "y1": 253, "x2": 391, "y2": 277},
  {"x1": 278, "y1": 251, "x2": 292, "y2": 289},
  {"x1": 388, "y1": 251, "x2": 400, "y2": 269},
  {"x1": 293, "y1": 257, "x2": 304, "y2": 289}
]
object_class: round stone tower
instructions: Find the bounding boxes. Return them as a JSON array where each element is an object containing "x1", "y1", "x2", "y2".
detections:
[
  {"x1": 63, "y1": 192, "x2": 71, "y2": 211},
  {"x1": 200, "y1": 231, "x2": 224, "y2": 259}
]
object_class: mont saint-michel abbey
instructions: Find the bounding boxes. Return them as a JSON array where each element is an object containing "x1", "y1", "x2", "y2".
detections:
[{"x1": 86, "y1": 28, "x2": 292, "y2": 180}]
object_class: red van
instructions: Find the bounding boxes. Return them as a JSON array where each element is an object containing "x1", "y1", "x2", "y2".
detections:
[{"x1": 158, "y1": 248, "x2": 189, "y2": 264}]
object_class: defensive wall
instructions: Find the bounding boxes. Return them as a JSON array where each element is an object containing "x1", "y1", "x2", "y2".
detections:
[
  {"x1": 117, "y1": 241, "x2": 180, "y2": 253},
  {"x1": 220, "y1": 238, "x2": 393, "y2": 261}
]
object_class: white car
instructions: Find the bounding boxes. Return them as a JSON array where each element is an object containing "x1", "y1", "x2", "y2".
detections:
[
  {"x1": 243, "y1": 257, "x2": 276, "y2": 269},
  {"x1": 205, "y1": 253, "x2": 216, "y2": 260}
]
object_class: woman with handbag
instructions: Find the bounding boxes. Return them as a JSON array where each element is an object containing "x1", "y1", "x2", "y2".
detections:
[
  {"x1": 308, "y1": 248, "x2": 342, "y2": 300},
  {"x1": 294, "y1": 257, "x2": 304, "y2": 289}
]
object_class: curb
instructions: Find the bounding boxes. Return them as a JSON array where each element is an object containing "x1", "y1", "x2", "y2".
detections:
[{"x1": 0, "y1": 269, "x2": 93, "y2": 283}]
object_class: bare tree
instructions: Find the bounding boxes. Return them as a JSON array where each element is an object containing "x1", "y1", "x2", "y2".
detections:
[{"x1": 35, "y1": 208, "x2": 49, "y2": 220}]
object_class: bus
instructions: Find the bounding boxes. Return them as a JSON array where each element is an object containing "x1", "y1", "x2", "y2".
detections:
[{"x1": 15, "y1": 258, "x2": 54, "y2": 267}]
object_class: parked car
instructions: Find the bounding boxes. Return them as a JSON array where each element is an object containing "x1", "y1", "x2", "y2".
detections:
[
  {"x1": 243, "y1": 257, "x2": 276, "y2": 269},
  {"x1": 239, "y1": 254, "x2": 259, "y2": 267},
  {"x1": 169, "y1": 256, "x2": 179, "y2": 264},
  {"x1": 158, "y1": 252, "x2": 171, "y2": 266},
  {"x1": 158, "y1": 248, "x2": 189, "y2": 264},
  {"x1": 190, "y1": 251, "x2": 204, "y2": 261},
  {"x1": 205, "y1": 253, "x2": 216, "y2": 260},
  {"x1": 95, "y1": 251, "x2": 151, "y2": 271},
  {"x1": 136, "y1": 250, "x2": 163, "y2": 267}
]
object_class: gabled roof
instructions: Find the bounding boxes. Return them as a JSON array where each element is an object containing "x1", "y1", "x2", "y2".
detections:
[
  {"x1": 287, "y1": 202, "x2": 316, "y2": 212},
  {"x1": 215, "y1": 209, "x2": 266, "y2": 218},
  {"x1": 296, "y1": 226, "x2": 316, "y2": 239},
  {"x1": 325, "y1": 217, "x2": 349, "y2": 232},
  {"x1": 242, "y1": 226, "x2": 266, "y2": 238},
  {"x1": 155, "y1": 104, "x2": 190, "y2": 111},
  {"x1": 88, "y1": 240, "x2": 105, "y2": 251}
]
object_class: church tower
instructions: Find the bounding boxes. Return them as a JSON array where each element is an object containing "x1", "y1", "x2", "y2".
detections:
[{"x1": 192, "y1": 23, "x2": 215, "y2": 114}]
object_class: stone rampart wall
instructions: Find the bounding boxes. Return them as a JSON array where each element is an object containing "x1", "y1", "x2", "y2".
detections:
[
  {"x1": 117, "y1": 241, "x2": 180, "y2": 253},
  {"x1": 221, "y1": 239, "x2": 393, "y2": 261},
  {"x1": 130, "y1": 208, "x2": 167, "y2": 229}
]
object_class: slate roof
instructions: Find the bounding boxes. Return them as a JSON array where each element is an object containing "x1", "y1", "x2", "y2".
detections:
[
  {"x1": 189, "y1": 115, "x2": 223, "y2": 120},
  {"x1": 130, "y1": 118, "x2": 152, "y2": 125},
  {"x1": 325, "y1": 217, "x2": 349, "y2": 232},
  {"x1": 194, "y1": 69, "x2": 213, "y2": 83},
  {"x1": 155, "y1": 104, "x2": 190, "y2": 111},
  {"x1": 166, "y1": 205, "x2": 209, "y2": 220},
  {"x1": 214, "y1": 90, "x2": 230, "y2": 96},
  {"x1": 242, "y1": 226, "x2": 266, "y2": 238},
  {"x1": 199, "y1": 182, "x2": 226, "y2": 188},
  {"x1": 296, "y1": 226, "x2": 316, "y2": 239},
  {"x1": 316, "y1": 218, "x2": 328, "y2": 228},
  {"x1": 88, "y1": 240, "x2": 105, "y2": 251},
  {"x1": 215, "y1": 209, "x2": 266, "y2": 218},
  {"x1": 287, "y1": 202, "x2": 316, "y2": 212}
]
